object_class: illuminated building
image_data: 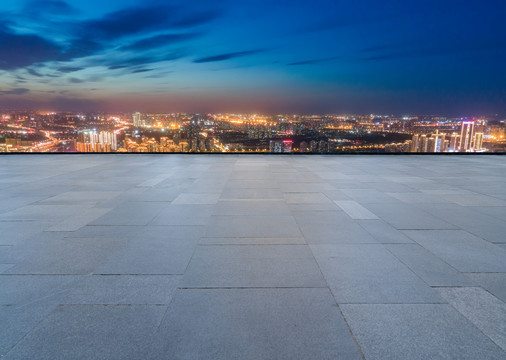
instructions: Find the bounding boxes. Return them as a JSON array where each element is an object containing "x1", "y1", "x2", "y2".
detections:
[
  {"x1": 99, "y1": 131, "x2": 118, "y2": 150},
  {"x1": 474, "y1": 132, "x2": 484, "y2": 150},
  {"x1": 269, "y1": 140, "x2": 282, "y2": 153},
  {"x1": 283, "y1": 140, "x2": 293, "y2": 153},
  {"x1": 459, "y1": 121, "x2": 475, "y2": 151},
  {"x1": 430, "y1": 130, "x2": 445, "y2": 152},
  {"x1": 269, "y1": 139, "x2": 292, "y2": 153},
  {"x1": 449, "y1": 133, "x2": 460, "y2": 151},
  {"x1": 419, "y1": 135, "x2": 428, "y2": 152},
  {"x1": 133, "y1": 112, "x2": 142, "y2": 127},
  {"x1": 411, "y1": 134, "x2": 420, "y2": 152}
]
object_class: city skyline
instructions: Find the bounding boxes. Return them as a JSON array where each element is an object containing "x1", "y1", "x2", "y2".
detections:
[
  {"x1": 1, "y1": 0, "x2": 505, "y2": 115},
  {"x1": 2, "y1": 110, "x2": 503, "y2": 153}
]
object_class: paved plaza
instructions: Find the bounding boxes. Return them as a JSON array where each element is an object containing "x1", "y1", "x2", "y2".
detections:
[{"x1": 0, "y1": 155, "x2": 505, "y2": 359}]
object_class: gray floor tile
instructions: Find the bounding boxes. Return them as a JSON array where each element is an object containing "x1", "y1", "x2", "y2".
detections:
[
  {"x1": 417, "y1": 203, "x2": 506, "y2": 243},
  {"x1": 402, "y1": 230, "x2": 506, "y2": 272},
  {"x1": 0, "y1": 275, "x2": 82, "y2": 306},
  {"x1": 437, "y1": 287, "x2": 506, "y2": 351},
  {"x1": 147, "y1": 288, "x2": 363, "y2": 360},
  {"x1": 90, "y1": 202, "x2": 168, "y2": 226},
  {"x1": 0, "y1": 221, "x2": 52, "y2": 245},
  {"x1": 0, "y1": 204, "x2": 93, "y2": 222},
  {"x1": 66, "y1": 225, "x2": 143, "y2": 238},
  {"x1": 0, "y1": 263, "x2": 15, "y2": 272},
  {"x1": 213, "y1": 199, "x2": 291, "y2": 216},
  {"x1": 295, "y1": 212, "x2": 377, "y2": 244},
  {"x1": 279, "y1": 182, "x2": 336, "y2": 193},
  {"x1": 5, "y1": 237, "x2": 127, "y2": 275},
  {"x1": 341, "y1": 304, "x2": 505, "y2": 360},
  {"x1": 357, "y1": 220, "x2": 413, "y2": 243},
  {"x1": 181, "y1": 245, "x2": 326, "y2": 288},
  {"x1": 200, "y1": 237, "x2": 306, "y2": 245},
  {"x1": 335, "y1": 200, "x2": 379, "y2": 219},
  {"x1": 45, "y1": 208, "x2": 112, "y2": 231},
  {"x1": 151, "y1": 204, "x2": 214, "y2": 225},
  {"x1": 364, "y1": 203, "x2": 457, "y2": 229},
  {"x1": 172, "y1": 193, "x2": 221, "y2": 205},
  {"x1": 96, "y1": 227, "x2": 199, "y2": 275},
  {"x1": 385, "y1": 244, "x2": 474, "y2": 286},
  {"x1": 311, "y1": 244, "x2": 443, "y2": 303},
  {"x1": 3, "y1": 305, "x2": 166, "y2": 360},
  {"x1": 0, "y1": 302, "x2": 58, "y2": 356},
  {"x1": 443, "y1": 194, "x2": 506, "y2": 207},
  {"x1": 37, "y1": 191, "x2": 121, "y2": 205},
  {"x1": 284, "y1": 192, "x2": 332, "y2": 204},
  {"x1": 206, "y1": 215, "x2": 302, "y2": 238},
  {"x1": 466, "y1": 273, "x2": 506, "y2": 303},
  {"x1": 2, "y1": 155, "x2": 506, "y2": 360},
  {"x1": 63, "y1": 275, "x2": 181, "y2": 304},
  {"x1": 220, "y1": 188, "x2": 283, "y2": 200}
]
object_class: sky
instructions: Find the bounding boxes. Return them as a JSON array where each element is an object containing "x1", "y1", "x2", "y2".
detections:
[{"x1": 0, "y1": 0, "x2": 505, "y2": 115}]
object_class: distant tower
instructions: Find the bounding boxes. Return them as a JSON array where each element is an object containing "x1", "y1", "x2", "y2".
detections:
[
  {"x1": 419, "y1": 135, "x2": 428, "y2": 152},
  {"x1": 431, "y1": 130, "x2": 445, "y2": 152},
  {"x1": 411, "y1": 134, "x2": 420, "y2": 152},
  {"x1": 473, "y1": 132, "x2": 484, "y2": 150},
  {"x1": 449, "y1": 133, "x2": 460, "y2": 151},
  {"x1": 459, "y1": 121, "x2": 475, "y2": 152},
  {"x1": 133, "y1": 112, "x2": 141, "y2": 127}
]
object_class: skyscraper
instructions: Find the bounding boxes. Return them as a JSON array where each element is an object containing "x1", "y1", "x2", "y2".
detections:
[
  {"x1": 449, "y1": 133, "x2": 460, "y2": 151},
  {"x1": 473, "y1": 132, "x2": 484, "y2": 150},
  {"x1": 459, "y1": 121, "x2": 475, "y2": 151},
  {"x1": 411, "y1": 134, "x2": 420, "y2": 152},
  {"x1": 432, "y1": 130, "x2": 446, "y2": 152},
  {"x1": 133, "y1": 112, "x2": 142, "y2": 127},
  {"x1": 419, "y1": 135, "x2": 428, "y2": 152}
]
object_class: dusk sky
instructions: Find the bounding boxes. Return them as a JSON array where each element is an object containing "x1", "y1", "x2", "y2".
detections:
[{"x1": 0, "y1": 0, "x2": 505, "y2": 114}]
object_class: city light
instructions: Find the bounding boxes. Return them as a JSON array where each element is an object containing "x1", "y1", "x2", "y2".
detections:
[{"x1": 0, "y1": 111, "x2": 504, "y2": 153}]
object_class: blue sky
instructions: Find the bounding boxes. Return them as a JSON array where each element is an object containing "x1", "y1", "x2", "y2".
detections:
[{"x1": 0, "y1": 0, "x2": 505, "y2": 114}]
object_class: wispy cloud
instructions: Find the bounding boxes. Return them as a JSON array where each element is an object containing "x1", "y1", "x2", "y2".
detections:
[
  {"x1": 288, "y1": 57, "x2": 339, "y2": 66},
  {"x1": 121, "y1": 33, "x2": 200, "y2": 51},
  {"x1": 194, "y1": 50, "x2": 265, "y2": 63},
  {"x1": 0, "y1": 88, "x2": 30, "y2": 95}
]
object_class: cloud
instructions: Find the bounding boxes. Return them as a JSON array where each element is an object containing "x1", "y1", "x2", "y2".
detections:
[
  {"x1": 27, "y1": 68, "x2": 44, "y2": 77},
  {"x1": 105, "y1": 53, "x2": 184, "y2": 70},
  {"x1": 0, "y1": 28, "x2": 64, "y2": 70},
  {"x1": 194, "y1": 50, "x2": 265, "y2": 63},
  {"x1": 24, "y1": 0, "x2": 79, "y2": 16},
  {"x1": 0, "y1": 88, "x2": 30, "y2": 95},
  {"x1": 68, "y1": 77, "x2": 85, "y2": 83},
  {"x1": 57, "y1": 66, "x2": 84, "y2": 73},
  {"x1": 288, "y1": 57, "x2": 338, "y2": 66},
  {"x1": 77, "y1": 5, "x2": 220, "y2": 41},
  {"x1": 0, "y1": 2, "x2": 222, "y2": 72},
  {"x1": 108, "y1": 65, "x2": 128, "y2": 70},
  {"x1": 121, "y1": 33, "x2": 200, "y2": 51},
  {"x1": 131, "y1": 68, "x2": 154, "y2": 74}
]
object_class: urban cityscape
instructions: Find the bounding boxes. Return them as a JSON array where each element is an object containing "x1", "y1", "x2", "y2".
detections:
[{"x1": 1, "y1": 111, "x2": 504, "y2": 153}]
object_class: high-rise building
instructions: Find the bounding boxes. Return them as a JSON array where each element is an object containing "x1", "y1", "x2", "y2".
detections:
[
  {"x1": 411, "y1": 134, "x2": 420, "y2": 152},
  {"x1": 459, "y1": 121, "x2": 475, "y2": 151},
  {"x1": 432, "y1": 130, "x2": 445, "y2": 152},
  {"x1": 99, "y1": 131, "x2": 118, "y2": 151},
  {"x1": 283, "y1": 140, "x2": 293, "y2": 153},
  {"x1": 133, "y1": 112, "x2": 142, "y2": 127},
  {"x1": 449, "y1": 133, "x2": 460, "y2": 151},
  {"x1": 419, "y1": 135, "x2": 428, "y2": 152},
  {"x1": 269, "y1": 140, "x2": 283, "y2": 153},
  {"x1": 473, "y1": 132, "x2": 484, "y2": 150}
]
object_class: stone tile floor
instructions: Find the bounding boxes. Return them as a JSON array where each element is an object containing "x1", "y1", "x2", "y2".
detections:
[{"x1": 0, "y1": 155, "x2": 505, "y2": 359}]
